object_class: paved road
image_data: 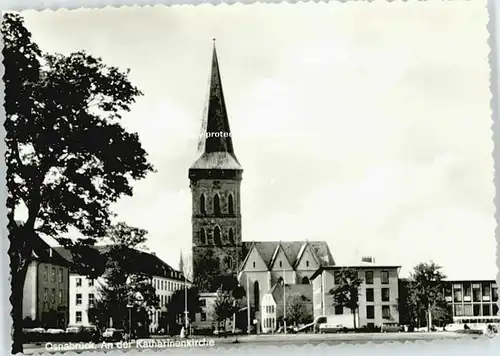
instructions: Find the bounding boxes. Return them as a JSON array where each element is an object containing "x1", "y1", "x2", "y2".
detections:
[{"x1": 22, "y1": 332, "x2": 485, "y2": 354}]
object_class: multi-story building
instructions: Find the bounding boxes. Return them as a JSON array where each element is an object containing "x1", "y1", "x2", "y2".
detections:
[
  {"x1": 56, "y1": 246, "x2": 189, "y2": 333},
  {"x1": 310, "y1": 261, "x2": 401, "y2": 329},
  {"x1": 22, "y1": 234, "x2": 71, "y2": 329},
  {"x1": 443, "y1": 279, "x2": 499, "y2": 320}
]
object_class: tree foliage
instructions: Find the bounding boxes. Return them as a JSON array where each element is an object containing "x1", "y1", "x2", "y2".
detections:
[
  {"x1": 2, "y1": 13, "x2": 153, "y2": 353},
  {"x1": 286, "y1": 293, "x2": 308, "y2": 326},
  {"x1": 212, "y1": 289, "x2": 238, "y2": 328},
  {"x1": 165, "y1": 286, "x2": 202, "y2": 325},
  {"x1": 193, "y1": 249, "x2": 222, "y2": 292},
  {"x1": 407, "y1": 262, "x2": 448, "y2": 330},
  {"x1": 328, "y1": 268, "x2": 363, "y2": 329},
  {"x1": 88, "y1": 223, "x2": 158, "y2": 334}
]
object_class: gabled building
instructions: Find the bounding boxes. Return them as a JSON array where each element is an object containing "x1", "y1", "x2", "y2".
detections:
[
  {"x1": 237, "y1": 241, "x2": 334, "y2": 316},
  {"x1": 22, "y1": 234, "x2": 71, "y2": 329}
]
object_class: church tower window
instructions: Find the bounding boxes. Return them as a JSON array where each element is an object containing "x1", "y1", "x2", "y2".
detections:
[
  {"x1": 225, "y1": 256, "x2": 233, "y2": 270},
  {"x1": 214, "y1": 226, "x2": 222, "y2": 246},
  {"x1": 200, "y1": 194, "x2": 206, "y2": 214},
  {"x1": 200, "y1": 228, "x2": 206, "y2": 245},
  {"x1": 228, "y1": 194, "x2": 234, "y2": 215},
  {"x1": 213, "y1": 194, "x2": 221, "y2": 215},
  {"x1": 228, "y1": 228, "x2": 234, "y2": 245}
]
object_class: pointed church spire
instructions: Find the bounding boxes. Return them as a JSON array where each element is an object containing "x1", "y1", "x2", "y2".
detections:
[{"x1": 190, "y1": 41, "x2": 243, "y2": 172}]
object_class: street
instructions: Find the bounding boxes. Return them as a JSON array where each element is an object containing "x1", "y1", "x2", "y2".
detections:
[{"x1": 22, "y1": 332, "x2": 486, "y2": 354}]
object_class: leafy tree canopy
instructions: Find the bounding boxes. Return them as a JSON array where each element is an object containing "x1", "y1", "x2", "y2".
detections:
[{"x1": 3, "y1": 12, "x2": 153, "y2": 354}]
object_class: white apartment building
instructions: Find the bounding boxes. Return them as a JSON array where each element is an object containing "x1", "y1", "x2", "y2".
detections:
[
  {"x1": 150, "y1": 270, "x2": 191, "y2": 333},
  {"x1": 68, "y1": 275, "x2": 106, "y2": 327},
  {"x1": 311, "y1": 260, "x2": 401, "y2": 329},
  {"x1": 58, "y1": 246, "x2": 190, "y2": 334}
]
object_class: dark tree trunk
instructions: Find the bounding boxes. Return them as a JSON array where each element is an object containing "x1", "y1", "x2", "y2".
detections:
[
  {"x1": 9, "y1": 224, "x2": 34, "y2": 354},
  {"x1": 11, "y1": 267, "x2": 29, "y2": 354}
]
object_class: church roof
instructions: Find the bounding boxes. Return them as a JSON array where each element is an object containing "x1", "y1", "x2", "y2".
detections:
[
  {"x1": 190, "y1": 40, "x2": 242, "y2": 171},
  {"x1": 241, "y1": 241, "x2": 335, "y2": 271}
]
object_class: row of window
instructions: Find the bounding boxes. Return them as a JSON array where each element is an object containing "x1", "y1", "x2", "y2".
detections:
[
  {"x1": 334, "y1": 271, "x2": 390, "y2": 285},
  {"x1": 75, "y1": 278, "x2": 94, "y2": 287},
  {"x1": 75, "y1": 293, "x2": 94, "y2": 307},
  {"x1": 153, "y1": 279, "x2": 183, "y2": 292},
  {"x1": 365, "y1": 288, "x2": 391, "y2": 302},
  {"x1": 264, "y1": 305, "x2": 276, "y2": 314},
  {"x1": 198, "y1": 193, "x2": 235, "y2": 215},
  {"x1": 447, "y1": 284, "x2": 498, "y2": 303},
  {"x1": 453, "y1": 303, "x2": 499, "y2": 317},
  {"x1": 199, "y1": 227, "x2": 235, "y2": 246},
  {"x1": 159, "y1": 294, "x2": 172, "y2": 307},
  {"x1": 43, "y1": 267, "x2": 64, "y2": 284},
  {"x1": 263, "y1": 317, "x2": 276, "y2": 329},
  {"x1": 43, "y1": 288, "x2": 64, "y2": 304},
  {"x1": 334, "y1": 304, "x2": 392, "y2": 319}
]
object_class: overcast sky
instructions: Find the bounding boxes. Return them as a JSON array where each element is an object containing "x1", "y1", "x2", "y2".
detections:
[{"x1": 21, "y1": 1, "x2": 495, "y2": 279}]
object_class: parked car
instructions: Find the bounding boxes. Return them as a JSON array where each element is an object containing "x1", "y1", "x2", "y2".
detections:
[
  {"x1": 46, "y1": 328, "x2": 65, "y2": 334},
  {"x1": 102, "y1": 328, "x2": 124, "y2": 342},
  {"x1": 30, "y1": 328, "x2": 46, "y2": 333},
  {"x1": 319, "y1": 324, "x2": 346, "y2": 334},
  {"x1": 381, "y1": 323, "x2": 404, "y2": 333},
  {"x1": 66, "y1": 326, "x2": 81, "y2": 334}
]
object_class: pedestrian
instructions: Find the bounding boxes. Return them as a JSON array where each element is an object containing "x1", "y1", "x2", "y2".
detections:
[{"x1": 180, "y1": 326, "x2": 185, "y2": 339}]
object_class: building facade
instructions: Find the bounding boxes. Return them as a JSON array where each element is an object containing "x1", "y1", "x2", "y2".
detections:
[
  {"x1": 192, "y1": 292, "x2": 218, "y2": 330},
  {"x1": 311, "y1": 263, "x2": 401, "y2": 329},
  {"x1": 57, "y1": 246, "x2": 189, "y2": 333},
  {"x1": 443, "y1": 280, "x2": 499, "y2": 320},
  {"x1": 238, "y1": 241, "x2": 334, "y2": 318},
  {"x1": 22, "y1": 236, "x2": 70, "y2": 329}
]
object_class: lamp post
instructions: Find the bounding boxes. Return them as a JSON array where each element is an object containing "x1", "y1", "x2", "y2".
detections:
[
  {"x1": 126, "y1": 301, "x2": 133, "y2": 341},
  {"x1": 127, "y1": 292, "x2": 144, "y2": 341},
  {"x1": 282, "y1": 267, "x2": 287, "y2": 335}
]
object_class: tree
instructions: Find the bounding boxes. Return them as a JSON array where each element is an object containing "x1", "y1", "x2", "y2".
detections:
[
  {"x1": 286, "y1": 293, "x2": 308, "y2": 326},
  {"x1": 328, "y1": 268, "x2": 363, "y2": 329},
  {"x1": 212, "y1": 289, "x2": 237, "y2": 333},
  {"x1": 2, "y1": 13, "x2": 153, "y2": 353},
  {"x1": 89, "y1": 223, "x2": 158, "y2": 335},
  {"x1": 193, "y1": 249, "x2": 222, "y2": 292},
  {"x1": 409, "y1": 261, "x2": 447, "y2": 332},
  {"x1": 165, "y1": 287, "x2": 201, "y2": 333}
]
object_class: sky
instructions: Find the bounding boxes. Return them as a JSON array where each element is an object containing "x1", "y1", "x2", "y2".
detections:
[{"x1": 20, "y1": 1, "x2": 496, "y2": 279}]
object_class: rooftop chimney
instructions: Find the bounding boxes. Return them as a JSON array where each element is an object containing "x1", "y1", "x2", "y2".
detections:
[{"x1": 361, "y1": 256, "x2": 375, "y2": 263}]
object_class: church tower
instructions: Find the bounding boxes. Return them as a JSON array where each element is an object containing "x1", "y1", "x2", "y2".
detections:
[{"x1": 189, "y1": 42, "x2": 243, "y2": 291}]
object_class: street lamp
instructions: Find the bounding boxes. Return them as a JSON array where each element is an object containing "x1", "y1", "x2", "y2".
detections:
[
  {"x1": 127, "y1": 292, "x2": 144, "y2": 341},
  {"x1": 126, "y1": 302, "x2": 133, "y2": 341}
]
